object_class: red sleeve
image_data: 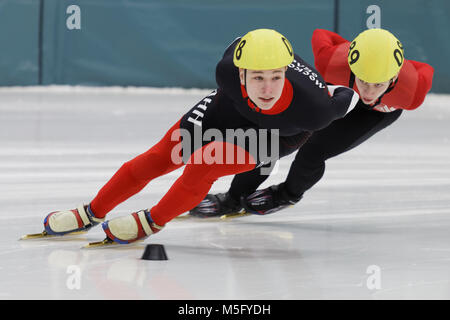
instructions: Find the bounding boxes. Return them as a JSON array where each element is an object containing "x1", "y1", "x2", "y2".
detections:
[
  {"x1": 311, "y1": 29, "x2": 349, "y2": 75},
  {"x1": 407, "y1": 60, "x2": 434, "y2": 110},
  {"x1": 379, "y1": 59, "x2": 434, "y2": 111}
]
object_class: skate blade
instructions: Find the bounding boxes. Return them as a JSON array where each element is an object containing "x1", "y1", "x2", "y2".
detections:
[
  {"x1": 82, "y1": 238, "x2": 144, "y2": 249},
  {"x1": 20, "y1": 230, "x2": 86, "y2": 240},
  {"x1": 174, "y1": 214, "x2": 221, "y2": 221},
  {"x1": 174, "y1": 214, "x2": 192, "y2": 220},
  {"x1": 220, "y1": 211, "x2": 251, "y2": 220},
  {"x1": 83, "y1": 238, "x2": 115, "y2": 248}
]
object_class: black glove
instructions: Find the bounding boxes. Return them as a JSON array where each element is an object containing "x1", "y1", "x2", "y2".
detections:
[
  {"x1": 189, "y1": 193, "x2": 243, "y2": 218},
  {"x1": 241, "y1": 183, "x2": 303, "y2": 215}
]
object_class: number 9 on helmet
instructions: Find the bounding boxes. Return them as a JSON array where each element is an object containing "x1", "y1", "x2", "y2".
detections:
[{"x1": 348, "y1": 28, "x2": 404, "y2": 83}]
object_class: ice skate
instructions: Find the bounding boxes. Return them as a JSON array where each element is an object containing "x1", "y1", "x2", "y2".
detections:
[
  {"x1": 189, "y1": 192, "x2": 246, "y2": 219},
  {"x1": 21, "y1": 205, "x2": 103, "y2": 240},
  {"x1": 84, "y1": 209, "x2": 164, "y2": 247}
]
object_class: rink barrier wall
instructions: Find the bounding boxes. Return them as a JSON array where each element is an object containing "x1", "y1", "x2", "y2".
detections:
[{"x1": 0, "y1": 0, "x2": 448, "y2": 92}]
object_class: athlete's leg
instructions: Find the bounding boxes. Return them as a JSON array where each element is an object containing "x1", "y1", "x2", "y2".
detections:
[
  {"x1": 227, "y1": 130, "x2": 312, "y2": 201},
  {"x1": 285, "y1": 107, "x2": 403, "y2": 196},
  {"x1": 150, "y1": 141, "x2": 256, "y2": 225},
  {"x1": 90, "y1": 119, "x2": 184, "y2": 218}
]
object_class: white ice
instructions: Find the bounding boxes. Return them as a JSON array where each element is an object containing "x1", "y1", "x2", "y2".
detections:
[{"x1": 0, "y1": 86, "x2": 449, "y2": 299}]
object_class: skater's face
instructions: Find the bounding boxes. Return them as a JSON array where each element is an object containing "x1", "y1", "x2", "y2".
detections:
[
  {"x1": 355, "y1": 76, "x2": 397, "y2": 105},
  {"x1": 239, "y1": 67, "x2": 287, "y2": 110}
]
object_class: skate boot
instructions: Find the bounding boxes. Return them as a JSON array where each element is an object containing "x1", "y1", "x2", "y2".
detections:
[
  {"x1": 189, "y1": 192, "x2": 244, "y2": 218},
  {"x1": 44, "y1": 204, "x2": 104, "y2": 236},
  {"x1": 101, "y1": 209, "x2": 164, "y2": 244},
  {"x1": 243, "y1": 184, "x2": 303, "y2": 215}
]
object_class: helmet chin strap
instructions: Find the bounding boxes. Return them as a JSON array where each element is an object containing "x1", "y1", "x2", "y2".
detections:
[
  {"x1": 385, "y1": 76, "x2": 398, "y2": 94},
  {"x1": 244, "y1": 69, "x2": 247, "y2": 88},
  {"x1": 375, "y1": 76, "x2": 398, "y2": 104},
  {"x1": 243, "y1": 69, "x2": 262, "y2": 113}
]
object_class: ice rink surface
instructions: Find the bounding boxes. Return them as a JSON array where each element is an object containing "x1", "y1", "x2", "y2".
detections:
[{"x1": 0, "y1": 86, "x2": 449, "y2": 300}]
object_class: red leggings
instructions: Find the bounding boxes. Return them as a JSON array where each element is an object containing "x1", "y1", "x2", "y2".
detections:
[{"x1": 90, "y1": 120, "x2": 256, "y2": 225}]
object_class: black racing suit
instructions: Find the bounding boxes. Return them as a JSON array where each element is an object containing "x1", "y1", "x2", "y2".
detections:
[{"x1": 179, "y1": 37, "x2": 356, "y2": 168}]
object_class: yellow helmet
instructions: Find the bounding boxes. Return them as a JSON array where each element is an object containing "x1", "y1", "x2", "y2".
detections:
[
  {"x1": 233, "y1": 29, "x2": 294, "y2": 70},
  {"x1": 348, "y1": 28, "x2": 404, "y2": 83}
]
